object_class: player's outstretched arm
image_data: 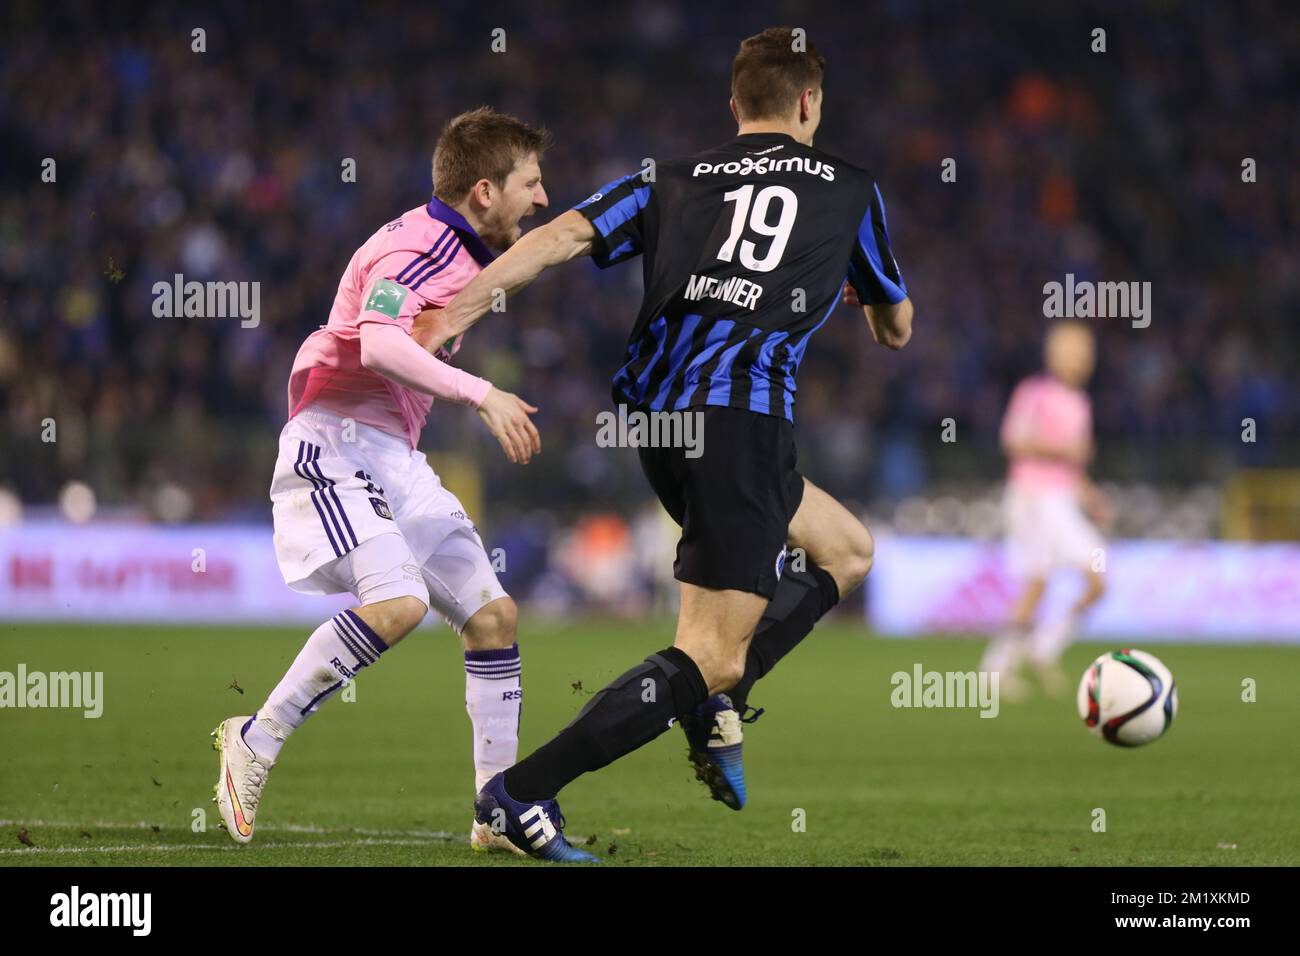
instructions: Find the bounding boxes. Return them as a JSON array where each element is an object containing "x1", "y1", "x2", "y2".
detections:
[
  {"x1": 358, "y1": 322, "x2": 540, "y2": 463},
  {"x1": 843, "y1": 285, "x2": 913, "y2": 350},
  {"x1": 359, "y1": 321, "x2": 492, "y2": 405},
  {"x1": 437, "y1": 210, "x2": 596, "y2": 341}
]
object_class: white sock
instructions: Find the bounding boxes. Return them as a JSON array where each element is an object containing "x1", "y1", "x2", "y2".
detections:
[
  {"x1": 244, "y1": 609, "x2": 388, "y2": 761},
  {"x1": 464, "y1": 642, "x2": 522, "y2": 793},
  {"x1": 981, "y1": 624, "x2": 1029, "y2": 677},
  {"x1": 1030, "y1": 609, "x2": 1080, "y2": 668}
]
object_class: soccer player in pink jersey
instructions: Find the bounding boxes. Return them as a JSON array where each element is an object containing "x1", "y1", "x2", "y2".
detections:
[
  {"x1": 212, "y1": 109, "x2": 547, "y2": 853},
  {"x1": 981, "y1": 320, "x2": 1111, "y2": 697}
]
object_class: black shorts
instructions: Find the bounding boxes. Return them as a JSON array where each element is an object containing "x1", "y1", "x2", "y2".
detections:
[{"x1": 638, "y1": 405, "x2": 805, "y2": 599}]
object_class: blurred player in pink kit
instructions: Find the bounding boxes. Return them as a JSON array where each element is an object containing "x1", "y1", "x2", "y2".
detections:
[
  {"x1": 211, "y1": 108, "x2": 547, "y2": 853},
  {"x1": 981, "y1": 320, "x2": 1111, "y2": 696}
]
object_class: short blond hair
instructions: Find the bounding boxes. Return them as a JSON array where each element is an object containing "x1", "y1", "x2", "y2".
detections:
[{"x1": 432, "y1": 107, "x2": 551, "y2": 203}]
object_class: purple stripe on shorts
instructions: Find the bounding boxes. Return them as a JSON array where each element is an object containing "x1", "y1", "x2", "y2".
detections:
[
  {"x1": 307, "y1": 446, "x2": 358, "y2": 550},
  {"x1": 295, "y1": 441, "x2": 342, "y2": 558}
]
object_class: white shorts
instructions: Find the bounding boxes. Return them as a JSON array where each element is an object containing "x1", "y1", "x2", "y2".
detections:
[
  {"x1": 1004, "y1": 485, "x2": 1104, "y2": 579},
  {"x1": 270, "y1": 404, "x2": 507, "y2": 632}
]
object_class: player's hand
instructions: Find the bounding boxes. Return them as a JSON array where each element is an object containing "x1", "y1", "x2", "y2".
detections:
[
  {"x1": 476, "y1": 386, "x2": 541, "y2": 464},
  {"x1": 842, "y1": 285, "x2": 862, "y2": 308},
  {"x1": 412, "y1": 305, "x2": 457, "y2": 353}
]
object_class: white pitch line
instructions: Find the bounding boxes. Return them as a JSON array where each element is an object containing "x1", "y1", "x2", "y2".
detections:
[
  {"x1": 0, "y1": 838, "x2": 445, "y2": 856},
  {"x1": 0, "y1": 819, "x2": 458, "y2": 839}
]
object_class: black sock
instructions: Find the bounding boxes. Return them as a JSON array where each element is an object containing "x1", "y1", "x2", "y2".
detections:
[
  {"x1": 727, "y1": 563, "x2": 840, "y2": 714},
  {"x1": 504, "y1": 645, "x2": 708, "y2": 801}
]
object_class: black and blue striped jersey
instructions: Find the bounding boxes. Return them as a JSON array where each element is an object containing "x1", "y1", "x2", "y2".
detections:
[{"x1": 573, "y1": 132, "x2": 906, "y2": 422}]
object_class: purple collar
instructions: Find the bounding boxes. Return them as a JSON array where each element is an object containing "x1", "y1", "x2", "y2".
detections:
[{"x1": 426, "y1": 196, "x2": 497, "y2": 268}]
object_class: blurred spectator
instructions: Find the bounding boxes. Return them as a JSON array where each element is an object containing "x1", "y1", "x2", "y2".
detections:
[{"x1": 1, "y1": 0, "x2": 1295, "y2": 526}]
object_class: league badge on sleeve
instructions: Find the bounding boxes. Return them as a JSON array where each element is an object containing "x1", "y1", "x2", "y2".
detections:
[{"x1": 364, "y1": 278, "x2": 409, "y2": 319}]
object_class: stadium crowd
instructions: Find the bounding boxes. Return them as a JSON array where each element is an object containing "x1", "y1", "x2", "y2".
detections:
[{"x1": 1, "y1": 0, "x2": 1295, "y2": 524}]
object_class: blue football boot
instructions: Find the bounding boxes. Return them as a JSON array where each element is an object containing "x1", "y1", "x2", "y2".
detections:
[
  {"x1": 681, "y1": 694, "x2": 762, "y2": 810},
  {"x1": 474, "y1": 773, "x2": 600, "y2": 863}
]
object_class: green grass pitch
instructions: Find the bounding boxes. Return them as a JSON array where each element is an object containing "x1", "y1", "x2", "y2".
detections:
[{"x1": 1, "y1": 618, "x2": 1297, "y2": 866}]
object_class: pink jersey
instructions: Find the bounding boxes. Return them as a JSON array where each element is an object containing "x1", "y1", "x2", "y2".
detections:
[
  {"x1": 286, "y1": 198, "x2": 495, "y2": 448},
  {"x1": 1001, "y1": 374, "x2": 1092, "y2": 491}
]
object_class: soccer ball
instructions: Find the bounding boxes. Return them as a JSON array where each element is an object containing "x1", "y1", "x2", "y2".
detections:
[{"x1": 1077, "y1": 649, "x2": 1178, "y2": 747}]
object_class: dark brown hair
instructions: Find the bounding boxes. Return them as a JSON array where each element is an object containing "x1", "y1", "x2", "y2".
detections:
[
  {"x1": 432, "y1": 107, "x2": 552, "y2": 203},
  {"x1": 731, "y1": 27, "x2": 826, "y2": 122}
]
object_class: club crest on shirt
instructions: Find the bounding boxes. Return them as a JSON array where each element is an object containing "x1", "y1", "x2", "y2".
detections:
[{"x1": 369, "y1": 497, "x2": 393, "y2": 520}]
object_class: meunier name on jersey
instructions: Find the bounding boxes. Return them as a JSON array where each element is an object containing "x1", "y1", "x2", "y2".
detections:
[{"x1": 683, "y1": 273, "x2": 764, "y2": 310}]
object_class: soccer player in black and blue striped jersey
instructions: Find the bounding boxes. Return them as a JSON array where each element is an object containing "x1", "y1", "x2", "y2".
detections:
[{"x1": 430, "y1": 27, "x2": 913, "y2": 861}]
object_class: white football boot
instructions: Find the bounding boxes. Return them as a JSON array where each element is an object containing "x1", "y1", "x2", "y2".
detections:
[
  {"x1": 211, "y1": 716, "x2": 274, "y2": 844},
  {"x1": 470, "y1": 818, "x2": 525, "y2": 855}
]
